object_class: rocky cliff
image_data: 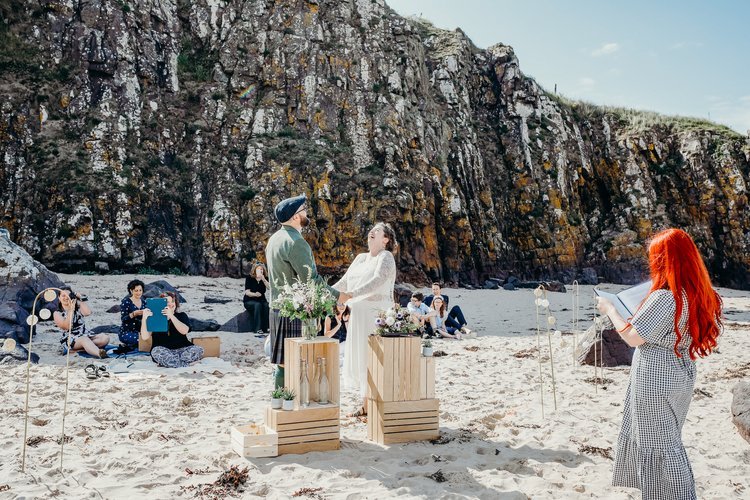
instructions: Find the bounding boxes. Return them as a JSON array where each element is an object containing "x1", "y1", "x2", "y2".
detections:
[{"x1": 2, "y1": 0, "x2": 749, "y2": 287}]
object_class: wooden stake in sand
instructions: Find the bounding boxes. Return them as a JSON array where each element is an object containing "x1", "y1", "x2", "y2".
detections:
[
  {"x1": 572, "y1": 280, "x2": 580, "y2": 367},
  {"x1": 21, "y1": 287, "x2": 73, "y2": 474},
  {"x1": 533, "y1": 286, "x2": 545, "y2": 419}
]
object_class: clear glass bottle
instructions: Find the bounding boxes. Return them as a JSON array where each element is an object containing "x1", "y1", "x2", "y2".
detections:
[
  {"x1": 311, "y1": 356, "x2": 321, "y2": 403},
  {"x1": 318, "y1": 357, "x2": 329, "y2": 405},
  {"x1": 300, "y1": 359, "x2": 310, "y2": 407}
]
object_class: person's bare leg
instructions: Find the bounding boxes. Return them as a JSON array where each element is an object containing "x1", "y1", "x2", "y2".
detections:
[
  {"x1": 93, "y1": 334, "x2": 110, "y2": 347},
  {"x1": 74, "y1": 337, "x2": 105, "y2": 357}
]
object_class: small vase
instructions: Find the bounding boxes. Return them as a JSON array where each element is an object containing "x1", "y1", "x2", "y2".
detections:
[
  {"x1": 422, "y1": 347, "x2": 433, "y2": 357},
  {"x1": 302, "y1": 318, "x2": 318, "y2": 340},
  {"x1": 282, "y1": 399, "x2": 295, "y2": 411},
  {"x1": 271, "y1": 398, "x2": 282, "y2": 409}
]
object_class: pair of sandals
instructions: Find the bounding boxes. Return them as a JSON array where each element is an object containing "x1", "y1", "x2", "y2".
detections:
[{"x1": 84, "y1": 364, "x2": 110, "y2": 380}]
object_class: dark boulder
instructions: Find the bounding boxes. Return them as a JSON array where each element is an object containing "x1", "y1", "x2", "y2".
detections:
[
  {"x1": 91, "y1": 324, "x2": 120, "y2": 335},
  {"x1": 394, "y1": 284, "x2": 413, "y2": 308},
  {"x1": 220, "y1": 311, "x2": 257, "y2": 333},
  {"x1": 144, "y1": 280, "x2": 187, "y2": 303},
  {"x1": 483, "y1": 280, "x2": 499, "y2": 290},
  {"x1": 190, "y1": 318, "x2": 221, "y2": 332},
  {"x1": 506, "y1": 276, "x2": 520, "y2": 285},
  {"x1": 107, "y1": 304, "x2": 121, "y2": 313},
  {"x1": 502, "y1": 283, "x2": 516, "y2": 291},
  {"x1": 515, "y1": 280, "x2": 567, "y2": 293},
  {"x1": 579, "y1": 327, "x2": 634, "y2": 367},
  {"x1": 1, "y1": 337, "x2": 39, "y2": 364},
  {"x1": 204, "y1": 295, "x2": 234, "y2": 304}
]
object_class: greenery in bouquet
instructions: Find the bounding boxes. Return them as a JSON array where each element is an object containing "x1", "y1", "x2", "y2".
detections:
[
  {"x1": 270, "y1": 268, "x2": 336, "y2": 321},
  {"x1": 374, "y1": 305, "x2": 419, "y2": 336}
]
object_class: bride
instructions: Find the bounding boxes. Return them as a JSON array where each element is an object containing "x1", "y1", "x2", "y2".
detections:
[{"x1": 334, "y1": 222, "x2": 398, "y2": 417}]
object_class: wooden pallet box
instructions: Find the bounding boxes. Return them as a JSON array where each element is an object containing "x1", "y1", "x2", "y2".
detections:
[
  {"x1": 367, "y1": 398, "x2": 440, "y2": 445},
  {"x1": 231, "y1": 423, "x2": 278, "y2": 458},
  {"x1": 192, "y1": 336, "x2": 220, "y2": 357},
  {"x1": 419, "y1": 356, "x2": 435, "y2": 400},
  {"x1": 265, "y1": 404, "x2": 340, "y2": 455},
  {"x1": 284, "y1": 337, "x2": 340, "y2": 405},
  {"x1": 367, "y1": 335, "x2": 422, "y2": 403}
]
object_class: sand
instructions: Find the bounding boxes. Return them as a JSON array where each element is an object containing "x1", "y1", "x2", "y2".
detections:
[{"x1": 0, "y1": 274, "x2": 748, "y2": 499}]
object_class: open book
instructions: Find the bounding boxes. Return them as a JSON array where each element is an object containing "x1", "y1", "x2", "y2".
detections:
[{"x1": 594, "y1": 280, "x2": 652, "y2": 319}]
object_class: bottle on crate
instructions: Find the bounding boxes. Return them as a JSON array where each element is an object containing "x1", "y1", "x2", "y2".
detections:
[
  {"x1": 311, "y1": 356, "x2": 321, "y2": 402},
  {"x1": 318, "y1": 357, "x2": 329, "y2": 405},
  {"x1": 300, "y1": 359, "x2": 310, "y2": 407}
]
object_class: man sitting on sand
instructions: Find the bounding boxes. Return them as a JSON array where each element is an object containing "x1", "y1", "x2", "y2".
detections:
[
  {"x1": 423, "y1": 282, "x2": 472, "y2": 336},
  {"x1": 407, "y1": 292, "x2": 434, "y2": 336}
]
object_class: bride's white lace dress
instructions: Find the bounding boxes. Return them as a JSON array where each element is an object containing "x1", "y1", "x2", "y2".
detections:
[{"x1": 334, "y1": 250, "x2": 396, "y2": 397}]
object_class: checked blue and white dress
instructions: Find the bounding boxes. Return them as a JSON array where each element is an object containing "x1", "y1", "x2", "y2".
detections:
[{"x1": 613, "y1": 289, "x2": 696, "y2": 500}]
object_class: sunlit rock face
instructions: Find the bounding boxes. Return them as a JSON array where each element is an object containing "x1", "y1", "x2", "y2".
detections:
[{"x1": 1, "y1": 1, "x2": 748, "y2": 287}]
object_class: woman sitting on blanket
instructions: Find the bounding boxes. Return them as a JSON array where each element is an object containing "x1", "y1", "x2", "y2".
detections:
[
  {"x1": 140, "y1": 291, "x2": 204, "y2": 368},
  {"x1": 428, "y1": 296, "x2": 462, "y2": 340},
  {"x1": 118, "y1": 279, "x2": 147, "y2": 351},
  {"x1": 53, "y1": 287, "x2": 110, "y2": 358}
]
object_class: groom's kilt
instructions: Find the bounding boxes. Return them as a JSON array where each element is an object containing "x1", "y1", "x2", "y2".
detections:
[{"x1": 270, "y1": 309, "x2": 302, "y2": 365}]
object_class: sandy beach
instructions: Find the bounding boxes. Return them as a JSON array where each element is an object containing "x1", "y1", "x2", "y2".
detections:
[{"x1": 1, "y1": 274, "x2": 748, "y2": 499}]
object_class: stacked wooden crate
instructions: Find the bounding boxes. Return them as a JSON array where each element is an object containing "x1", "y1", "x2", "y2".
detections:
[
  {"x1": 367, "y1": 336, "x2": 439, "y2": 445},
  {"x1": 261, "y1": 337, "x2": 340, "y2": 455}
]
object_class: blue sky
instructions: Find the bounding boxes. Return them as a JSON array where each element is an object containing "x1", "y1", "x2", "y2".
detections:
[{"x1": 387, "y1": 0, "x2": 750, "y2": 134}]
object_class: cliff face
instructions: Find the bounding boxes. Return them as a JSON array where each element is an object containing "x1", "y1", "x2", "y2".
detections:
[{"x1": 1, "y1": 0, "x2": 749, "y2": 287}]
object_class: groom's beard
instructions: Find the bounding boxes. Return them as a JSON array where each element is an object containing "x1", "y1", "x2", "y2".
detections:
[{"x1": 299, "y1": 214, "x2": 310, "y2": 227}]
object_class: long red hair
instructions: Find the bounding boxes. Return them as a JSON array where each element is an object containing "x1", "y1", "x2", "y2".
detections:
[{"x1": 647, "y1": 228, "x2": 723, "y2": 359}]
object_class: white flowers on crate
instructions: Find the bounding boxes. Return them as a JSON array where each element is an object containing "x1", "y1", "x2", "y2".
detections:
[
  {"x1": 271, "y1": 267, "x2": 336, "y2": 322},
  {"x1": 374, "y1": 305, "x2": 419, "y2": 336}
]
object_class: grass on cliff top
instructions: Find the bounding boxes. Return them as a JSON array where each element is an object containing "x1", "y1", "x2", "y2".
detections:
[{"x1": 549, "y1": 92, "x2": 743, "y2": 142}]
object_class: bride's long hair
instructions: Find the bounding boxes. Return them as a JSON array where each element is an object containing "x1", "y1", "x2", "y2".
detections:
[{"x1": 371, "y1": 222, "x2": 398, "y2": 254}]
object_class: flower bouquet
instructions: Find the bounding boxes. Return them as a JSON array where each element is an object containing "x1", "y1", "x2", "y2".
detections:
[
  {"x1": 271, "y1": 269, "x2": 337, "y2": 340},
  {"x1": 374, "y1": 305, "x2": 419, "y2": 337}
]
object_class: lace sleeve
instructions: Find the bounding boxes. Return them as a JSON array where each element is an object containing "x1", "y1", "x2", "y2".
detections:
[
  {"x1": 349, "y1": 251, "x2": 396, "y2": 298},
  {"x1": 333, "y1": 254, "x2": 363, "y2": 291}
]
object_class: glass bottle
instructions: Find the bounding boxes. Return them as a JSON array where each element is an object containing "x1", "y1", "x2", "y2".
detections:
[
  {"x1": 300, "y1": 359, "x2": 310, "y2": 407},
  {"x1": 311, "y1": 356, "x2": 321, "y2": 403},
  {"x1": 318, "y1": 357, "x2": 329, "y2": 405}
]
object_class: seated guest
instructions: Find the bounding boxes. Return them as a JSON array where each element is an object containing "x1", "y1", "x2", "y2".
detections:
[
  {"x1": 428, "y1": 296, "x2": 462, "y2": 339},
  {"x1": 53, "y1": 287, "x2": 109, "y2": 358},
  {"x1": 423, "y1": 282, "x2": 471, "y2": 334},
  {"x1": 322, "y1": 302, "x2": 350, "y2": 342},
  {"x1": 140, "y1": 291, "x2": 203, "y2": 368},
  {"x1": 119, "y1": 279, "x2": 146, "y2": 350},
  {"x1": 407, "y1": 292, "x2": 434, "y2": 332},
  {"x1": 243, "y1": 262, "x2": 270, "y2": 333}
]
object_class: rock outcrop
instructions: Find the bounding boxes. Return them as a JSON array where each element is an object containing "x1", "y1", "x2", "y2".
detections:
[
  {"x1": 1, "y1": 1, "x2": 748, "y2": 288},
  {"x1": 0, "y1": 229, "x2": 67, "y2": 344},
  {"x1": 732, "y1": 381, "x2": 750, "y2": 445}
]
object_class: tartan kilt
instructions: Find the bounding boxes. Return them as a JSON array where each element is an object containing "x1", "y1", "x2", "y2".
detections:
[{"x1": 270, "y1": 309, "x2": 302, "y2": 365}]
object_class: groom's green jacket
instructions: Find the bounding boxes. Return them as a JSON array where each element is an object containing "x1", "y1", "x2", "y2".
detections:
[{"x1": 265, "y1": 225, "x2": 340, "y2": 304}]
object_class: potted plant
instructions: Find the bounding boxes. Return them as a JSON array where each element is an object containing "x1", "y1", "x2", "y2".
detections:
[
  {"x1": 421, "y1": 339, "x2": 433, "y2": 357},
  {"x1": 270, "y1": 388, "x2": 284, "y2": 409},
  {"x1": 281, "y1": 388, "x2": 296, "y2": 411}
]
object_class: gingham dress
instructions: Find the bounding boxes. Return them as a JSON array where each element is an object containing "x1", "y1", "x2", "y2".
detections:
[{"x1": 613, "y1": 289, "x2": 696, "y2": 500}]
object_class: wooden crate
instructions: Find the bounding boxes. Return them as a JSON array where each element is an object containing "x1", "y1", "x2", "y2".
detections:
[
  {"x1": 231, "y1": 423, "x2": 278, "y2": 458},
  {"x1": 419, "y1": 356, "x2": 435, "y2": 400},
  {"x1": 284, "y1": 337, "x2": 339, "y2": 405},
  {"x1": 265, "y1": 404, "x2": 340, "y2": 455},
  {"x1": 367, "y1": 335, "x2": 422, "y2": 403},
  {"x1": 192, "y1": 336, "x2": 220, "y2": 357},
  {"x1": 367, "y1": 398, "x2": 439, "y2": 445}
]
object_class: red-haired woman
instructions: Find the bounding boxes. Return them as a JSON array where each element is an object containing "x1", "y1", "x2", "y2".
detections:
[{"x1": 596, "y1": 228, "x2": 723, "y2": 500}]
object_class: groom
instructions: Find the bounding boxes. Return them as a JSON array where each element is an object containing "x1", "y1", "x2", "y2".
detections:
[{"x1": 265, "y1": 194, "x2": 351, "y2": 389}]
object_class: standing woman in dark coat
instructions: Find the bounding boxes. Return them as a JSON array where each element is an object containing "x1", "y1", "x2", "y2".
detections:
[
  {"x1": 243, "y1": 262, "x2": 270, "y2": 333},
  {"x1": 596, "y1": 228, "x2": 723, "y2": 500}
]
